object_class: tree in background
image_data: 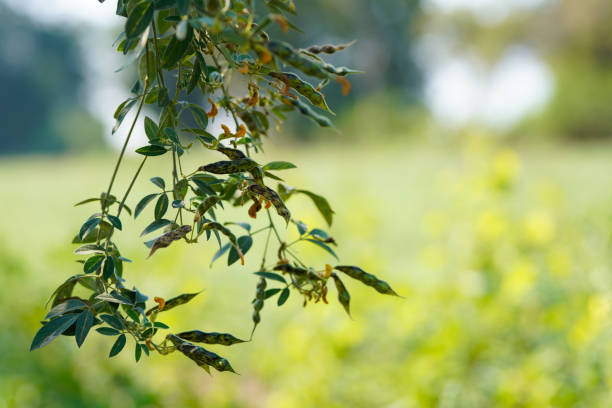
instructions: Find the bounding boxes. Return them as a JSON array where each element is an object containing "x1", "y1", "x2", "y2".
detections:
[{"x1": 0, "y1": 5, "x2": 106, "y2": 154}]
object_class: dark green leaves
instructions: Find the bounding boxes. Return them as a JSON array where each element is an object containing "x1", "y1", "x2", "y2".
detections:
[
  {"x1": 79, "y1": 218, "x2": 100, "y2": 241},
  {"x1": 74, "y1": 244, "x2": 105, "y2": 255},
  {"x1": 31, "y1": 314, "x2": 80, "y2": 351},
  {"x1": 75, "y1": 310, "x2": 95, "y2": 347},
  {"x1": 109, "y1": 334, "x2": 127, "y2": 357},
  {"x1": 262, "y1": 161, "x2": 297, "y2": 171},
  {"x1": 144, "y1": 116, "x2": 160, "y2": 141},
  {"x1": 154, "y1": 194, "x2": 169, "y2": 219},
  {"x1": 150, "y1": 177, "x2": 165, "y2": 189},
  {"x1": 96, "y1": 327, "x2": 121, "y2": 336},
  {"x1": 45, "y1": 299, "x2": 87, "y2": 319},
  {"x1": 136, "y1": 145, "x2": 168, "y2": 156},
  {"x1": 277, "y1": 287, "x2": 290, "y2": 306},
  {"x1": 107, "y1": 214, "x2": 122, "y2": 230},
  {"x1": 125, "y1": 1, "x2": 154, "y2": 39},
  {"x1": 83, "y1": 254, "x2": 105, "y2": 274},
  {"x1": 134, "y1": 193, "x2": 158, "y2": 218},
  {"x1": 141, "y1": 218, "x2": 172, "y2": 236},
  {"x1": 297, "y1": 190, "x2": 334, "y2": 226},
  {"x1": 228, "y1": 235, "x2": 252, "y2": 266},
  {"x1": 162, "y1": 25, "x2": 193, "y2": 68},
  {"x1": 305, "y1": 238, "x2": 338, "y2": 260},
  {"x1": 253, "y1": 271, "x2": 286, "y2": 284}
]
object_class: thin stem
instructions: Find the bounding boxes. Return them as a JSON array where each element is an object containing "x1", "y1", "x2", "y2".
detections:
[
  {"x1": 117, "y1": 156, "x2": 148, "y2": 218},
  {"x1": 151, "y1": 21, "x2": 166, "y2": 89},
  {"x1": 260, "y1": 227, "x2": 272, "y2": 270}
]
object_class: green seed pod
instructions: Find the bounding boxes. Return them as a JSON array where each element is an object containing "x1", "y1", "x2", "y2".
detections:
[
  {"x1": 201, "y1": 222, "x2": 239, "y2": 248},
  {"x1": 177, "y1": 330, "x2": 246, "y2": 346},
  {"x1": 268, "y1": 41, "x2": 331, "y2": 79},
  {"x1": 194, "y1": 196, "x2": 220, "y2": 221},
  {"x1": 198, "y1": 158, "x2": 258, "y2": 174},
  {"x1": 268, "y1": 71, "x2": 333, "y2": 113},
  {"x1": 334, "y1": 265, "x2": 399, "y2": 296},
  {"x1": 331, "y1": 273, "x2": 351, "y2": 317},
  {"x1": 250, "y1": 276, "x2": 266, "y2": 337},
  {"x1": 273, "y1": 264, "x2": 322, "y2": 281},
  {"x1": 306, "y1": 41, "x2": 355, "y2": 55},
  {"x1": 167, "y1": 334, "x2": 237, "y2": 374},
  {"x1": 250, "y1": 167, "x2": 264, "y2": 186},
  {"x1": 148, "y1": 225, "x2": 192, "y2": 257},
  {"x1": 247, "y1": 184, "x2": 291, "y2": 224},
  {"x1": 216, "y1": 145, "x2": 246, "y2": 160},
  {"x1": 146, "y1": 291, "x2": 201, "y2": 315}
]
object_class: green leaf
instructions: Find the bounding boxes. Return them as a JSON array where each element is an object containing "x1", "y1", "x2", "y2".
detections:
[
  {"x1": 79, "y1": 217, "x2": 101, "y2": 241},
  {"x1": 162, "y1": 25, "x2": 192, "y2": 68},
  {"x1": 304, "y1": 238, "x2": 339, "y2": 260},
  {"x1": 107, "y1": 215, "x2": 122, "y2": 230},
  {"x1": 96, "y1": 292, "x2": 133, "y2": 305},
  {"x1": 109, "y1": 334, "x2": 127, "y2": 357},
  {"x1": 75, "y1": 310, "x2": 94, "y2": 348},
  {"x1": 112, "y1": 98, "x2": 138, "y2": 134},
  {"x1": 277, "y1": 287, "x2": 290, "y2": 306},
  {"x1": 74, "y1": 197, "x2": 102, "y2": 207},
  {"x1": 297, "y1": 190, "x2": 335, "y2": 226},
  {"x1": 74, "y1": 244, "x2": 106, "y2": 255},
  {"x1": 45, "y1": 299, "x2": 87, "y2": 319},
  {"x1": 293, "y1": 220, "x2": 308, "y2": 236},
  {"x1": 83, "y1": 254, "x2": 105, "y2": 274},
  {"x1": 30, "y1": 314, "x2": 80, "y2": 351},
  {"x1": 96, "y1": 327, "x2": 121, "y2": 336},
  {"x1": 135, "y1": 145, "x2": 168, "y2": 156},
  {"x1": 262, "y1": 161, "x2": 297, "y2": 171},
  {"x1": 308, "y1": 228, "x2": 329, "y2": 240},
  {"x1": 135, "y1": 343, "x2": 143, "y2": 362},
  {"x1": 144, "y1": 116, "x2": 160, "y2": 141},
  {"x1": 177, "y1": 0, "x2": 190, "y2": 15},
  {"x1": 140, "y1": 219, "x2": 172, "y2": 237},
  {"x1": 125, "y1": 1, "x2": 154, "y2": 39},
  {"x1": 99, "y1": 314, "x2": 124, "y2": 330},
  {"x1": 154, "y1": 194, "x2": 169, "y2": 220},
  {"x1": 154, "y1": 321, "x2": 169, "y2": 329},
  {"x1": 253, "y1": 271, "x2": 286, "y2": 284},
  {"x1": 228, "y1": 235, "x2": 253, "y2": 266},
  {"x1": 150, "y1": 177, "x2": 165, "y2": 189},
  {"x1": 263, "y1": 288, "x2": 281, "y2": 300},
  {"x1": 210, "y1": 243, "x2": 231, "y2": 266},
  {"x1": 188, "y1": 104, "x2": 208, "y2": 129},
  {"x1": 134, "y1": 193, "x2": 159, "y2": 218}
]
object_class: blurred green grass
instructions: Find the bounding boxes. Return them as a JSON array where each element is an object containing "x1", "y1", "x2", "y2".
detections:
[{"x1": 1, "y1": 139, "x2": 612, "y2": 407}]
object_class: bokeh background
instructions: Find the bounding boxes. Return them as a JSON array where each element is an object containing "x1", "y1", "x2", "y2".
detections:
[{"x1": 1, "y1": 0, "x2": 612, "y2": 406}]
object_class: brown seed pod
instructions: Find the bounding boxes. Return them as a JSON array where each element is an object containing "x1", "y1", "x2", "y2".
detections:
[
  {"x1": 247, "y1": 184, "x2": 291, "y2": 224},
  {"x1": 201, "y1": 222, "x2": 244, "y2": 264},
  {"x1": 273, "y1": 263, "x2": 322, "y2": 281},
  {"x1": 334, "y1": 265, "x2": 399, "y2": 297},
  {"x1": 197, "y1": 158, "x2": 258, "y2": 174},
  {"x1": 251, "y1": 277, "x2": 267, "y2": 338},
  {"x1": 148, "y1": 225, "x2": 192, "y2": 257},
  {"x1": 177, "y1": 330, "x2": 246, "y2": 346},
  {"x1": 167, "y1": 334, "x2": 237, "y2": 374}
]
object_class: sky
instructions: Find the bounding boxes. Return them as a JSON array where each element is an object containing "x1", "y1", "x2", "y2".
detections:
[{"x1": 1, "y1": 0, "x2": 555, "y2": 145}]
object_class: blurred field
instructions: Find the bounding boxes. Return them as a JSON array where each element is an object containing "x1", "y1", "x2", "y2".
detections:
[{"x1": 1, "y1": 139, "x2": 612, "y2": 407}]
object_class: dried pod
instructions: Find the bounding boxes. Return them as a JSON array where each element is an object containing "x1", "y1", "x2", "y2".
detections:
[
  {"x1": 273, "y1": 263, "x2": 322, "y2": 281},
  {"x1": 247, "y1": 184, "x2": 291, "y2": 224},
  {"x1": 331, "y1": 273, "x2": 351, "y2": 317},
  {"x1": 146, "y1": 291, "x2": 201, "y2": 315},
  {"x1": 268, "y1": 41, "x2": 331, "y2": 79},
  {"x1": 177, "y1": 330, "x2": 246, "y2": 346},
  {"x1": 148, "y1": 225, "x2": 192, "y2": 257},
  {"x1": 334, "y1": 265, "x2": 399, "y2": 296},
  {"x1": 197, "y1": 158, "x2": 258, "y2": 174},
  {"x1": 251, "y1": 277, "x2": 266, "y2": 337},
  {"x1": 282, "y1": 97, "x2": 333, "y2": 128},
  {"x1": 216, "y1": 145, "x2": 246, "y2": 160},
  {"x1": 167, "y1": 334, "x2": 237, "y2": 374},
  {"x1": 201, "y1": 222, "x2": 244, "y2": 263},
  {"x1": 268, "y1": 71, "x2": 333, "y2": 113}
]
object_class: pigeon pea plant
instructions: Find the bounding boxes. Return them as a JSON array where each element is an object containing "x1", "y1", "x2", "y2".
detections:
[{"x1": 31, "y1": 0, "x2": 399, "y2": 375}]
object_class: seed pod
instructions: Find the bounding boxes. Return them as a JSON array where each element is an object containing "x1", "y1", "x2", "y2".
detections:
[
  {"x1": 273, "y1": 263, "x2": 322, "y2": 281},
  {"x1": 148, "y1": 225, "x2": 192, "y2": 257},
  {"x1": 250, "y1": 167, "x2": 264, "y2": 186},
  {"x1": 247, "y1": 184, "x2": 291, "y2": 224},
  {"x1": 177, "y1": 330, "x2": 246, "y2": 346},
  {"x1": 146, "y1": 291, "x2": 201, "y2": 315},
  {"x1": 251, "y1": 277, "x2": 267, "y2": 338},
  {"x1": 201, "y1": 222, "x2": 244, "y2": 263},
  {"x1": 167, "y1": 334, "x2": 237, "y2": 374},
  {"x1": 268, "y1": 41, "x2": 331, "y2": 79},
  {"x1": 331, "y1": 273, "x2": 351, "y2": 317},
  {"x1": 216, "y1": 145, "x2": 246, "y2": 160},
  {"x1": 194, "y1": 197, "x2": 220, "y2": 221},
  {"x1": 334, "y1": 265, "x2": 399, "y2": 296},
  {"x1": 268, "y1": 71, "x2": 333, "y2": 113},
  {"x1": 197, "y1": 158, "x2": 258, "y2": 174},
  {"x1": 306, "y1": 41, "x2": 355, "y2": 55}
]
